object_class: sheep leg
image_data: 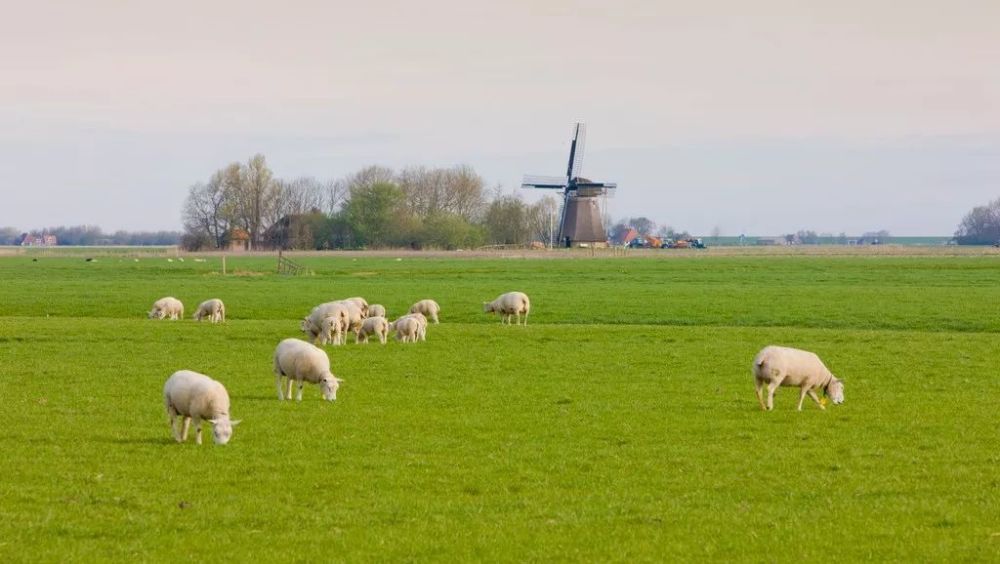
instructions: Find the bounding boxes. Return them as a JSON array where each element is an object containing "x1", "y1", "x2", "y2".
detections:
[
  {"x1": 275, "y1": 374, "x2": 285, "y2": 400},
  {"x1": 515, "y1": 311, "x2": 521, "y2": 325},
  {"x1": 296, "y1": 380, "x2": 305, "y2": 401},
  {"x1": 181, "y1": 416, "x2": 191, "y2": 441},
  {"x1": 753, "y1": 378, "x2": 766, "y2": 411},
  {"x1": 807, "y1": 389, "x2": 825, "y2": 410},
  {"x1": 765, "y1": 381, "x2": 781, "y2": 411},
  {"x1": 167, "y1": 406, "x2": 180, "y2": 441},
  {"x1": 194, "y1": 418, "x2": 203, "y2": 445},
  {"x1": 796, "y1": 387, "x2": 809, "y2": 411},
  {"x1": 523, "y1": 310, "x2": 528, "y2": 326},
  {"x1": 286, "y1": 378, "x2": 295, "y2": 400}
]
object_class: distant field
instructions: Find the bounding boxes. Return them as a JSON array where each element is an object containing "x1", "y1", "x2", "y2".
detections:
[{"x1": 1, "y1": 255, "x2": 998, "y2": 561}]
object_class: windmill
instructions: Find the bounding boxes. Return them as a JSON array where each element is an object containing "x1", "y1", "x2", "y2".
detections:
[{"x1": 521, "y1": 123, "x2": 616, "y2": 247}]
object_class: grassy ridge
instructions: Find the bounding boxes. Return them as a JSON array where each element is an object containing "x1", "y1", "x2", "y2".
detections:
[{"x1": 0, "y1": 256, "x2": 998, "y2": 561}]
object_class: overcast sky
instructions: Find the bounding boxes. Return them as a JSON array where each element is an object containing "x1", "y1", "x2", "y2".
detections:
[{"x1": 1, "y1": 0, "x2": 998, "y2": 235}]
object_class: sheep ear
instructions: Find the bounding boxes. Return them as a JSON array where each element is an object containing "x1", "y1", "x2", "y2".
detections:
[
  {"x1": 336, "y1": 377, "x2": 345, "y2": 383},
  {"x1": 230, "y1": 419, "x2": 242, "y2": 426},
  {"x1": 207, "y1": 418, "x2": 217, "y2": 424}
]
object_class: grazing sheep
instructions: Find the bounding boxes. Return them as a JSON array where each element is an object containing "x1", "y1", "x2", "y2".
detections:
[
  {"x1": 368, "y1": 304, "x2": 387, "y2": 319},
  {"x1": 484, "y1": 291, "x2": 531, "y2": 325},
  {"x1": 273, "y1": 338, "x2": 342, "y2": 401},
  {"x1": 391, "y1": 316, "x2": 421, "y2": 343},
  {"x1": 192, "y1": 298, "x2": 225, "y2": 323},
  {"x1": 408, "y1": 299, "x2": 440, "y2": 324},
  {"x1": 343, "y1": 297, "x2": 369, "y2": 317},
  {"x1": 301, "y1": 302, "x2": 351, "y2": 345},
  {"x1": 358, "y1": 316, "x2": 390, "y2": 344},
  {"x1": 392, "y1": 312, "x2": 427, "y2": 341},
  {"x1": 752, "y1": 345, "x2": 845, "y2": 411},
  {"x1": 163, "y1": 370, "x2": 240, "y2": 445},
  {"x1": 148, "y1": 297, "x2": 184, "y2": 320}
]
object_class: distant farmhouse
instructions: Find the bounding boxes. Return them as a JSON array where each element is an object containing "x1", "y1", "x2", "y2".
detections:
[{"x1": 19, "y1": 233, "x2": 57, "y2": 246}]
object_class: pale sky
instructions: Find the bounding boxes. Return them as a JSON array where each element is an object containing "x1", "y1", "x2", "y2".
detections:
[{"x1": 1, "y1": 0, "x2": 998, "y2": 235}]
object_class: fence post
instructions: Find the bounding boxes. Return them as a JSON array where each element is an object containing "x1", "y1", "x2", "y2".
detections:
[{"x1": 222, "y1": 255, "x2": 227, "y2": 275}]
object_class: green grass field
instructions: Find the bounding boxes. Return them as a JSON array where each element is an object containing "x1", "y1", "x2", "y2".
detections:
[{"x1": 1, "y1": 254, "x2": 998, "y2": 561}]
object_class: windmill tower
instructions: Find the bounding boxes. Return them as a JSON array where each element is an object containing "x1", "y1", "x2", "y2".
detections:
[{"x1": 522, "y1": 123, "x2": 616, "y2": 247}]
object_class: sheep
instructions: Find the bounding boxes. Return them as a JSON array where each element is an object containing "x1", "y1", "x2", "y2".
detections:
[
  {"x1": 391, "y1": 312, "x2": 427, "y2": 341},
  {"x1": 484, "y1": 291, "x2": 531, "y2": 325},
  {"x1": 391, "y1": 316, "x2": 421, "y2": 343},
  {"x1": 368, "y1": 304, "x2": 387, "y2": 319},
  {"x1": 357, "y1": 316, "x2": 390, "y2": 344},
  {"x1": 192, "y1": 298, "x2": 225, "y2": 323},
  {"x1": 338, "y1": 300, "x2": 365, "y2": 342},
  {"x1": 315, "y1": 314, "x2": 346, "y2": 346},
  {"x1": 343, "y1": 297, "x2": 369, "y2": 317},
  {"x1": 408, "y1": 299, "x2": 440, "y2": 324},
  {"x1": 163, "y1": 370, "x2": 240, "y2": 445},
  {"x1": 273, "y1": 338, "x2": 343, "y2": 401},
  {"x1": 752, "y1": 345, "x2": 845, "y2": 411},
  {"x1": 148, "y1": 297, "x2": 184, "y2": 320},
  {"x1": 301, "y1": 302, "x2": 351, "y2": 345}
]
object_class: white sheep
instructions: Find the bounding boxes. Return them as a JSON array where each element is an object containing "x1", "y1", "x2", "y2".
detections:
[
  {"x1": 301, "y1": 302, "x2": 350, "y2": 345},
  {"x1": 338, "y1": 300, "x2": 365, "y2": 342},
  {"x1": 148, "y1": 297, "x2": 184, "y2": 320},
  {"x1": 391, "y1": 316, "x2": 421, "y2": 343},
  {"x1": 484, "y1": 291, "x2": 531, "y2": 325},
  {"x1": 408, "y1": 299, "x2": 440, "y2": 324},
  {"x1": 392, "y1": 312, "x2": 427, "y2": 341},
  {"x1": 273, "y1": 338, "x2": 343, "y2": 401},
  {"x1": 368, "y1": 304, "x2": 387, "y2": 319},
  {"x1": 193, "y1": 298, "x2": 225, "y2": 323},
  {"x1": 357, "y1": 316, "x2": 390, "y2": 344},
  {"x1": 752, "y1": 345, "x2": 845, "y2": 411},
  {"x1": 343, "y1": 297, "x2": 369, "y2": 317},
  {"x1": 163, "y1": 370, "x2": 240, "y2": 445}
]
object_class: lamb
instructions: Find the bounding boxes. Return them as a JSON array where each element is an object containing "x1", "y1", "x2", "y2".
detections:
[
  {"x1": 357, "y1": 316, "x2": 390, "y2": 344},
  {"x1": 752, "y1": 345, "x2": 845, "y2": 411},
  {"x1": 163, "y1": 370, "x2": 240, "y2": 445},
  {"x1": 192, "y1": 298, "x2": 225, "y2": 323},
  {"x1": 273, "y1": 338, "x2": 343, "y2": 401},
  {"x1": 391, "y1": 312, "x2": 427, "y2": 341},
  {"x1": 408, "y1": 299, "x2": 440, "y2": 324},
  {"x1": 390, "y1": 316, "x2": 421, "y2": 343},
  {"x1": 148, "y1": 297, "x2": 184, "y2": 320},
  {"x1": 368, "y1": 304, "x2": 387, "y2": 319},
  {"x1": 483, "y1": 291, "x2": 531, "y2": 325}
]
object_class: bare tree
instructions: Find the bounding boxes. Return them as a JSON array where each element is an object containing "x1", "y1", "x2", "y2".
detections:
[
  {"x1": 181, "y1": 170, "x2": 229, "y2": 248},
  {"x1": 955, "y1": 197, "x2": 1000, "y2": 244},
  {"x1": 397, "y1": 165, "x2": 487, "y2": 221},
  {"x1": 629, "y1": 216, "x2": 657, "y2": 236},
  {"x1": 325, "y1": 178, "x2": 349, "y2": 214},
  {"x1": 224, "y1": 154, "x2": 276, "y2": 249}
]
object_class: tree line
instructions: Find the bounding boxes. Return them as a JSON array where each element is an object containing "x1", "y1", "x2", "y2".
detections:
[
  {"x1": 181, "y1": 154, "x2": 560, "y2": 251},
  {"x1": 0, "y1": 225, "x2": 180, "y2": 246}
]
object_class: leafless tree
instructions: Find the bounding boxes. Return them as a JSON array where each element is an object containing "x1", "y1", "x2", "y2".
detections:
[
  {"x1": 181, "y1": 170, "x2": 229, "y2": 248},
  {"x1": 397, "y1": 165, "x2": 487, "y2": 221},
  {"x1": 224, "y1": 154, "x2": 276, "y2": 249}
]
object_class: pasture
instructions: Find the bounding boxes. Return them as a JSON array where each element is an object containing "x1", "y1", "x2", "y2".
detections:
[{"x1": 1, "y1": 253, "x2": 998, "y2": 561}]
